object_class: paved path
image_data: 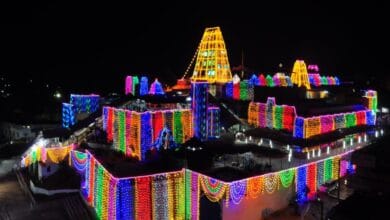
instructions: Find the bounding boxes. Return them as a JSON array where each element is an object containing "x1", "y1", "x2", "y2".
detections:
[{"x1": 0, "y1": 159, "x2": 69, "y2": 220}]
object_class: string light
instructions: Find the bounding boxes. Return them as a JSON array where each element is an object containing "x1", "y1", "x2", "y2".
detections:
[
  {"x1": 135, "y1": 176, "x2": 152, "y2": 220},
  {"x1": 149, "y1": 78, "x2": 165, "y2": 95},
  {"x1": 62, "y1": 103, "x2": 76, "y2": 128},
  {"x1": 279, "y1": 169, "x2": 294, "y2": 188},
  {"x1": 70, "y1": 94, "x2": 100, "y2": 114},
  {"x1": 307, "y1": 163, "x2": 317, "y2": 199},
  {"x1": 192, "y1": 82, "x2": 208, "y2": 141},
  {"x1": 248, "y1": 98, "x2": 297, "y2": 132},
  {"x1": 152, "y1": 174, "x2": 168, "y2": 220},
  {"x1": 247, "y1": 176, "x2": 263, "y2": 198},
  {"x1": 296, "y1": 166, "x2": 307, "y2": 202},
  {"x1": 324, "y1": 158, "x2": 333, "y2": 182},
  {"x1": 125, "y1": 76, "x2": 133, "y2": 95},
  {"x1": 316, "y1": 161, "x2": 324, "y2": 189},
  {"x1": 229, "y1": 180, "x2": 247, "y2": 204},
  {"x1": 140, "y1": 76, "x2": 149, "y2": 96},
  {"x1": 200, "y1": 175, "x2": 227, "y2": 202},
  {"x1": 207, "y1": 107, "x2": 221, "y2": 138},
  {"x1": 264, "y1": 173, "x2": 279, "y2": 194}
]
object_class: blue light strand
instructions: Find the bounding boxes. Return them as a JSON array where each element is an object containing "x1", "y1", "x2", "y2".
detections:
[
  {"x1": 294, "y1": 117, "x2": 304, "y2": 138},
  {"x1": 296, "y1": 166, "x2": 307, "y2": 203},
  {"x1": 141, "y1": 112, "x2": 152, "y2": 160},
  {"x1": 117, "y1": 179, "x2": 134, "y2": 220}
]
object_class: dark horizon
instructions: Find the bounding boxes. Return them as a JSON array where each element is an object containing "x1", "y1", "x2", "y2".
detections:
[{"x1": 0, "y1": 1, "x2": 388, "y2": 95}]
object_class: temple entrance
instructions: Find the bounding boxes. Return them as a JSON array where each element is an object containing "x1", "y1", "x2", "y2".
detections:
[{"x1": 200, "y1": 194, "x2": 222, "y2": 220}]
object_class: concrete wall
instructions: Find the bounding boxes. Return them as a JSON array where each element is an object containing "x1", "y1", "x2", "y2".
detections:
[
  {"x1": 222, "y1": 185, "x2": 294, "y2": 220},
  {"x1": 38, "y1": 163, "x2": 60, "y2": 180}
]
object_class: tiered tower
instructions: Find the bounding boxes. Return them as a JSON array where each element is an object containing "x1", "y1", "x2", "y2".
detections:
[
  {"x1": 291, "y1": 60, "x2": 311, "y2": 89},
  {"x1": 191, "y1": 27, "x2": 232, "y2": 83}
]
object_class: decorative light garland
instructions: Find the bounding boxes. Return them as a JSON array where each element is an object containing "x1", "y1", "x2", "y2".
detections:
[
  {"x1": 200, "y1": 175, "x2": 227, "y2": 202},
  {"x1": 247, "y1": 176, "x2": 263, "y2": 198},
  {"x1": 264, "y1": 173, "x2": 280, "y2": 194},
  {"x1": 229, "y1": 180, "x2": 247, "y2": 204},
  {"x1": 279, "y1": 169, "x2": 295, "y2": 188}
]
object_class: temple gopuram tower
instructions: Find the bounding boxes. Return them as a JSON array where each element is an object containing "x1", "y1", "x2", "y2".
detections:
[{"x1": 191, "y1": 27, "x2": 232, "y2": 83}]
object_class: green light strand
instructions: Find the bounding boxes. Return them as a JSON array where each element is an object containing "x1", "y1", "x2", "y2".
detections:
[
  {"x1": 274, "y1": 106, "x2": 283, "y2": 130},
  {"x1": 119, "y1": 110, "x2": 126, "y2": 154},
  {"x1": 324, "y1": 158, "x2": 333, "y2": 182},
  {"x1": 96, "y1": 165, "x2": 103, "y2": 219},
  {"x1": 173, "y1": 111, "x2": 183, "y2": 143},
  {"x1": 279, "y1": 169, "x2": 294, "y2": 188},
  {"x1": 266, "y1": 75, "x2": 274, "y2": 87},
  {"x1": 240, "y1": 81, "x2": 248, "y2": 100}
]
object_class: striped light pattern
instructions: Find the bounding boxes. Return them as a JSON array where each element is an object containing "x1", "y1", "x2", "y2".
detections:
[
  {"x1": 79, "y1": 147, "x2": 360, "y2": 219},
  {"x1": 248, "y1": 98, "x2": 297, "y2": 132},
  {"x1": 103, "y1": 107, "x2": 193, "y2": 160}
]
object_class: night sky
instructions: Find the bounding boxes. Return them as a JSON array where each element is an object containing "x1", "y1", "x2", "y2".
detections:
[{"x1": 0, "y1": 1, "x2": 388, "y2": 95}]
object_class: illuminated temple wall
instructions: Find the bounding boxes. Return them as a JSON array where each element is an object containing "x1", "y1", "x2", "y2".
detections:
[
  {"x1": 65, "y1": 149, "x2": 355, "y2": 220},
  {"x1": 21, "y1": 138, "x2": 358, "y2": 220},
  {"x1": 249, "y1": 97, "x2": 377, "y2": 139},
  {"x1": 102, "y1": 107, "x2": 193, "y2": 160},
  {"x1": 248, "y1": 98, "x2": 297, "y2": 132},
  {"x1": 293, "y1": 110, "x2": 376, "y2": 139}
]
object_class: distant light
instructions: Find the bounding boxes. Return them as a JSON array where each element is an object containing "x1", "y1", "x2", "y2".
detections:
[
  {"x1": 54, "y1": 91, "x2": 62, "y2": 99},
  {"x1": 375, "y1": 131, "x2": 379, "y2": 138},
  {"x1": 318, "y1": 148, "x2": 321, "y2": 157},
  {"x1": 350, "y1": 138, "x2": 353, "y2": 146},
  {"x1": 326, "y1": 146, "x2": 330, "y2": 155},
  {"x1": 358, "y1": 136, "x2": 361, "y2": 143},
  {"x1": 380, "y1": 129, "x2": 384, "y2": 136},
  {"x1": 46, "y1": 84, "x2": 49, "y2": 88},
  {"x1": 381, "y1": 107, "x2": 389, "y2": 113},
  {"x1": 364, "y1": 134, "x2": 367, "y2": 142},
  {"x1": 343, "y1": 140, "x2": 346, "y2": 149},
  {"x1": 185, "y1": 96, "x2": 191, "y2": 102},
  {"x1": 312, "y1": 149, "x2": 315, "y2": 158},
  {"x1": 177, "y1": 91, "x2": 182, "y2": 95},
  {"x1": 307, "y1": 152, "x2": 310, "y2": 160}
]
